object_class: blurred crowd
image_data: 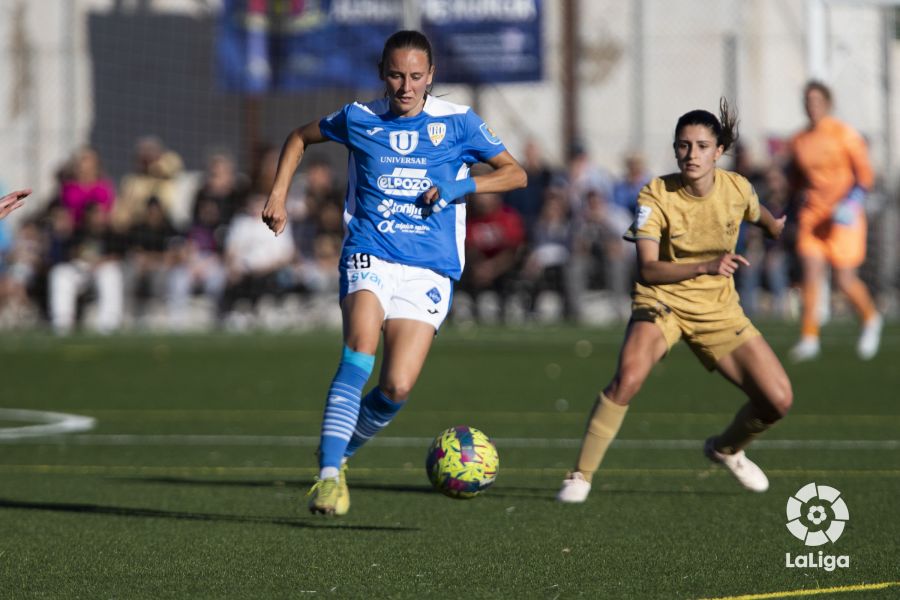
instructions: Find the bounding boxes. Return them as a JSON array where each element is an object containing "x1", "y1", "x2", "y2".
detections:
[{"x1": 0, "y1": 134, "x2": 805, "y2": 334}]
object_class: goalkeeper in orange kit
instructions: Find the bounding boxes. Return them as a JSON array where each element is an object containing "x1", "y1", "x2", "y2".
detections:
[{"x1": 787, "y1": 80, "x2": 882, "y2": 362}]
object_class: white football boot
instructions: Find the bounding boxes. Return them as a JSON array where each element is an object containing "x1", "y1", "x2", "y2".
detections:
[
  {"x1": 789, "y1": 336, "x2": 821, "y2": 363},
  {"x1": 556, "y1": 471, "x2": 592, "y2": 503},
  {"x1": 857, "y1": 314, "x2": 883, "y2": 361},
  {"x1": 704, "y1": 437, "x2": 769, "y2": 493}
]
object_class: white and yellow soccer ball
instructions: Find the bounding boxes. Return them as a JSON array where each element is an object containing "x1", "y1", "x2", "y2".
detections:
[{"x1": 425, "y1": 426, "x2": 499, "y2": 499}]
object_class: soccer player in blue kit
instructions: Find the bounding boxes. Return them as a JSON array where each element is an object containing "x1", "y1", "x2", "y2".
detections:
[{"x1": 263, "y1": 30, "x2": 527, "y2": 515}]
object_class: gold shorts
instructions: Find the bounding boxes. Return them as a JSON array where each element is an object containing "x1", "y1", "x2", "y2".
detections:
[{"x1": 631, "y1": 299, "x2": 760, "y2": 371}]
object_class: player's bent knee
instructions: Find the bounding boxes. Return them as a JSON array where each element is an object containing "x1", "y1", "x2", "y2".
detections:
[
  {"x1": 379, "y1": 380, "x2": 414, "y2": 402},
  {"x1": 766, "y1": 380, "x2": 793, "y2": 420},
  {"x1": 608, "y1": 370, "x2": 646, "y2": 405}
]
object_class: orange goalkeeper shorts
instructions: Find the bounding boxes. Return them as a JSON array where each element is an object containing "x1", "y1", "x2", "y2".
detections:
[{"x1": 796, "y1": 205, "x2": 867, "y2": 269}]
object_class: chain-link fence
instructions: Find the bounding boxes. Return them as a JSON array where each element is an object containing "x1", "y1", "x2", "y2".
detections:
[{"x1": 0, "y1": 0, "x2": 897, "y2": 331}]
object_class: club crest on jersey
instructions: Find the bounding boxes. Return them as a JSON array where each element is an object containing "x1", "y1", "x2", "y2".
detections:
[
  {"x1": 427, "y1": 122, "x2": 446, "y2": 146},
  {"x1": 389, "y1": 131, "x2": 419, "y2": 156}
]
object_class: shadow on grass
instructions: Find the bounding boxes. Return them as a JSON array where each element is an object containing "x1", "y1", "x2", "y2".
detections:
[
  {"x1": 117, "y1": 477, "x2": 742, "y2": 502},
  {"x1": 0, "y1": 497, "x2": 418, "y2": 532},
  {"x1": 121, "y1": 476, "x2": 437, "y2": 495}
]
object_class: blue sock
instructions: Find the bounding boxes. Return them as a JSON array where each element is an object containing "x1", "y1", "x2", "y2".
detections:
[
  {"x1": 344, "y1": 387, "x2": 405, "y2": 459},
  {"x1": 318, "y1": 347, "x2": 375, "y2": 470}
]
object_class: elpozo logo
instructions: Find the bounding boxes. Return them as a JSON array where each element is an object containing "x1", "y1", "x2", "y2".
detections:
[{"x1": 784, "y1": 482, "x2": 850, "y2": 571}]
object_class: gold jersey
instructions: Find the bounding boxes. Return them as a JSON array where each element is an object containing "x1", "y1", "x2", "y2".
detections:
[{"x1": 624, "y1": 168, "x2": 761, "y2": 319}]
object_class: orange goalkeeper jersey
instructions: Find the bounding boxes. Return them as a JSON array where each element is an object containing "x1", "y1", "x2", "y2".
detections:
[{"x1": 789, "y1": 115, "x2": 873, "y2": 221}]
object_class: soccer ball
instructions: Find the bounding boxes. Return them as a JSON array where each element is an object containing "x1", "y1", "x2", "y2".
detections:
[{"x1": 425, "y1": 426, "x2": 499, "y2": 499}]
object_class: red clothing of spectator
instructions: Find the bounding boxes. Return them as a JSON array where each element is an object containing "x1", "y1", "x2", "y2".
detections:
[{"x1": 466, "y1": 204, "x2": 525, "y2": 259}]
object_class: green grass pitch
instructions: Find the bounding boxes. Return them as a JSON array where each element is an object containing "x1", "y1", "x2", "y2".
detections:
[{"x1": 0, "y1": 322, "x2": 898, "y2": 599}]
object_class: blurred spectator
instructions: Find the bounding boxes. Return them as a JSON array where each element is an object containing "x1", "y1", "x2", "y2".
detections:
[
  {"x1": 611, "y1": 151, "x2": 650, "y2": 216},
  {"x1": 504, "y1": 139, "x2": 556, "y2": 238},
  {"x1": 114, "y1": 136, "x2": 184, "y2": 230},
  {"x1": 295, "y1": 233, "x2": 341, "y2": 295},
  {"x1": 292, "y1": 158, "x2": 343, "y2": 260},
  {"x1": 125, "y1": 197, "x2": 180, "y2": 321},
  {"x1": 60, "y1": 147, "x2": 115, "y2": 226},
  {"x1": 0, "y1": 219, "x2": 42, "y2": 326},
  {"x1": 48, "y1": 202, "x2": 125, "y2": 334},
  {"x1": 566, "y1": 140, "x2": 614, "y2": 214},
  {"x1": 732, "y1": 143, "x2": 767, "y2": 192},
  {"x1": 221, "y1": 193, "x2": 296, "y2": 319},
  {"x1": 192, "y1": 150, "x2": 249, "y2": 228},
  {"x1": 520, "y1": 188, "x2": 577, "y2": 320},
  {"x1": 736, "y1": 165, "x2": 792, "y2": 318},
  {"x1": 167, "y1": 196, "x2": 228, "y2": 329},
  {"x1": 570, "y1": 188, "x2": 635, "y2": 317},
  {"x1": 461, "y1": 191, "x2": 526, "y2": 322}
]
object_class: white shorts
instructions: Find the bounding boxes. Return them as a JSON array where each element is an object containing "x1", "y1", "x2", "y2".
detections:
[{"x1": 339, "y1": 253, "x2": 453, "y2": 330}]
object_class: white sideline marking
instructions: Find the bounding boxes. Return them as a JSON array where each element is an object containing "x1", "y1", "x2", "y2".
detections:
[
  {"x1": 0, "y1": 409, "x2": 96, "y2": 439},
  {"x1": 0, "y1": 433, "x2": 896, "y2": 450}
]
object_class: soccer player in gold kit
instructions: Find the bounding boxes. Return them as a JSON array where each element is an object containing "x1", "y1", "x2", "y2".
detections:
[{"x1": 557, "y1": 102, "x2": 793, "y2": 502}]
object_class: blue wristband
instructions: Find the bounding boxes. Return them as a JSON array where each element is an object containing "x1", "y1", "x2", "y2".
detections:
[{"x1": 431, "y1": 178, "x2": 476, "y2": 212}]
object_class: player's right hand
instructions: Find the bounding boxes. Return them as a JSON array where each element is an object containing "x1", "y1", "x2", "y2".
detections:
[
  {"x1": 707, "y1": 253, "x2": 750, "y2": 278},
  {"x1": 0, "y1": 188, "x2": 30, "y2": 220},
  {"x1": 262, "y1": 197, "x2": 287, "y2": 236}
]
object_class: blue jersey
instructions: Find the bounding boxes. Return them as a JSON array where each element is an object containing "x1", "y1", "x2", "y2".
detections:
[{"x1": 319, "y1": 95, "x2": 506, "y2": 280}]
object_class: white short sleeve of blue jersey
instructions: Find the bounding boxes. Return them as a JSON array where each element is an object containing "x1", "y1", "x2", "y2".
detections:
[{"x1": 319, "y1": 96, "x2": 507, "y2": 281}]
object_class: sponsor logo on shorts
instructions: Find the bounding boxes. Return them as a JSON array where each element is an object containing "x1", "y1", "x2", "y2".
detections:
[{"x1": 348, "y1": 271, "x2": 384, "y2": 288}]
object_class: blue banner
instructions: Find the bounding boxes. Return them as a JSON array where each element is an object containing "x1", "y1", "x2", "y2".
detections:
[
  {"x1": 424, "y1": 0, "x2": 543, "y2": 84},
  {"x1": 217, "y1": 0, "x2": 543, "y2": 92}
]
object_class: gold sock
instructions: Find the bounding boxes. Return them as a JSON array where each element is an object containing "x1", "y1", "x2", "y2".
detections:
[
  {"x1": 575, "y1": 392, "x2": 629, "y2": 483},
  {"x1": 714, "y1": 402, "x2": 774, "y2": 455}
]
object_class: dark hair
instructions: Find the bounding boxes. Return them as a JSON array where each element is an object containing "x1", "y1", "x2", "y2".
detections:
[
  {"x1": 674, "y1": 98, "x2": 739, "y2": 153},
  {"x1": 804, "y1": 80, "x2": 832, "y2": 104},
  {"x1": 379, "y1": 30, "x2": 434, "y2": 75}
]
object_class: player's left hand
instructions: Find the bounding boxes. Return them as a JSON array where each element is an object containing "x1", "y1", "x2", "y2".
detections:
[
  {"x1": 766, "y1": 215, "x2": 786, "y2": 240},
  {"x1": 0, "y1": 188, "x2": 30, "y2": 220}
]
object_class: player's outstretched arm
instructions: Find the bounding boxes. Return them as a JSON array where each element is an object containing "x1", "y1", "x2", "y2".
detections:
[
  {"x1": 263, "y1": 121, "x2": 327, "y2": 236},
  {"x1": 0, "y1": 189, "x2": 31, "y2": 220}
]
